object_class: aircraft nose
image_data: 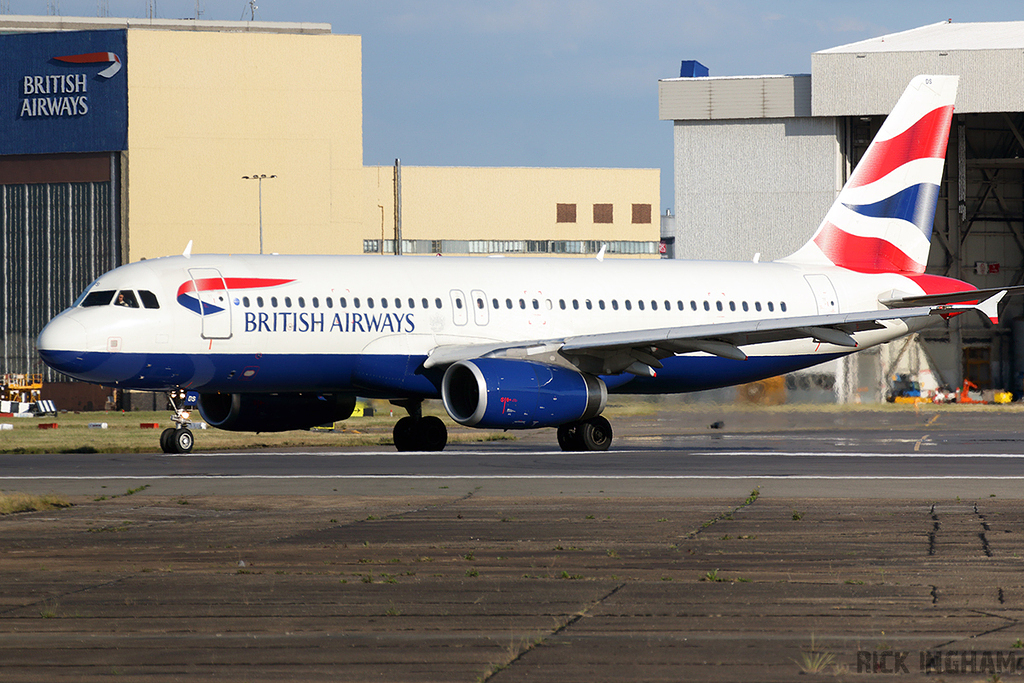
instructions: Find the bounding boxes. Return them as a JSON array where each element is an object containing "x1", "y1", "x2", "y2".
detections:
[{"x1": 36, "y1": 315, "x2": 89, "y2": 373}]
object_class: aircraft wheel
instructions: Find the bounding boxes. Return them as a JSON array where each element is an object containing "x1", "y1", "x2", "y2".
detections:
[
  {"x1": 159, "y1": 428, "x2": 176, "y2": 454},
  {"x1": 579, "y1": 416, "x2": 612, "y2": 452},
  {"x1": 419, "y1": 415, "x2": 448, "y2": 451},
  {"x1": 173, "y1": 428, "x2": 194, "y2": 454},
  {"x1": 393, "y1": 416, "x2": 417, "y2": 451},
  {"x1": 557, "y1": 423, "x2": 583, "y2": 452}
]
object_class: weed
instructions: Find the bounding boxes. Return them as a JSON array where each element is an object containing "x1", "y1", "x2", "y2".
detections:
[
  {"x1": 845, "y1": 579, "x2": 865, "y2": 585},
  {"x1": 585, "y1": 514, "x2": 595, "y2": 520},
  {"x1": 1013, "y1": 638, "x2": 1024, "y2": 649},
  {"x1": 792, "y1": 510, "x2": 804, "y2": 521},
  {"x1": 384, "y1": 604, "x2": 401, "y2": 617},
  {"x1": 700, "y1": 569, "x2": 725, "y2": 582},
  {"x1": 464, "y1": 551, "x2": 476, "y2": 561},
  {"x1": 559, "y1": 571, "x2": 583, "y2": 580},
  {"x1": 465, "y1": 568, "x2": 479, "y2": 577},
  {"x1": 794, "y1": 636, "x2": 838, "y2": 675},
  {"x1": 0, "y1": 492, "x2": 72, "y2": 515},
  {"x1": 606, "y1": 549, "x2": 619, "y2": 558}
]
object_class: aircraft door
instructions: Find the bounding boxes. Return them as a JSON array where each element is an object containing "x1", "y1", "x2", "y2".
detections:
[
  {"x1": 449, "y1": 289, "x2": 468, "y2": 326},
  {"x1": 188, "y1": 267, "x2": 233, "y2": 339},
  {"x1": 470, "y1": 289, "x2": 489, "y2": 326},
  {"x1": 803, "y1": 274, "x2": 839, "y2": 315}
]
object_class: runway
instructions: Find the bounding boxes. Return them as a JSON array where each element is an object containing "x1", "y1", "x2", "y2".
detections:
[
  {"x1": 4, "y1": 408, "x2": 1024, "y2": 497},
  {"x1": 4, "y1": 408, "x2": 1024, "y2": 681}
]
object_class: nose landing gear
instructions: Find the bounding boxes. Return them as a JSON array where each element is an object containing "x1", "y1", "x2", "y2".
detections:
[{"x1": 160, "y1": 389, "x2": 196, "y2": 454}]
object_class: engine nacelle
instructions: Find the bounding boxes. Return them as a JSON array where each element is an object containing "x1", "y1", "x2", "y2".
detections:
[
  {"x1": 442, "y1": 358, "x2": 606, "y2": 429},
  {"x1": 197, "y1": 392, "x2": 356, "y2": 432}
]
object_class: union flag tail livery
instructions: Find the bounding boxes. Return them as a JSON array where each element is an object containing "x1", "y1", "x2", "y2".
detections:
[
  {"x1": 784, "y1": 75, "x2": 957, "y2": 273},
  {"x1": 37, "y1": 75, "x2": 1016, "y2": 454}
]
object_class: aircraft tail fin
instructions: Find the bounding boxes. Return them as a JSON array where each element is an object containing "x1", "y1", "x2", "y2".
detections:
[{"x1": 782, "y1": 75, "x2": 958, "y2": 273}]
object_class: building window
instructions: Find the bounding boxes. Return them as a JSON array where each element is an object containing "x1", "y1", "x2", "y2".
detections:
[
  {"x1": 593, "y1": 203, "x2": 613, "y2": 224},
  {"x1": 631, "y1": 203, "x2": 652, "y2": 224},
  {"x1": 556, "y1": 203, "x2": 577, "y2": 223}
]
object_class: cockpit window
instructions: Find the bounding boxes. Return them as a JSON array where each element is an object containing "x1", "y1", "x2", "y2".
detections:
[
  {"x1": 138, "y1": 290, "x2": 160, "y2": 309},
  {"x1": 81, "y1": 289, "x2": 115, "y2": 307},
  {"x1": 115, "y1": 290, "x2": 139, "y2": 308}
]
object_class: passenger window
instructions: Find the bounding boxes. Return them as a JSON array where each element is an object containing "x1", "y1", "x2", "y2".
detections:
[
  {"x1": 298, "y1": 297, "x2": 305, "y2": 308},
  {"x1": 716, "y1": 301, "x2": 723, "y2": 312},
  {"x1": 285, "y1": 297, "x2": 292, "y2": 308},
  {"x1": 742, "y1": 301, "x2": 749, "y2": 312},
  {"x1": 519, "y1": 299, "x2": 526, "y2": 309},
  {"x1": 781, "y1": 302, "x2": 787, "y2": 312},
  {"x1": 409, "y1": 298, "x2": 416, "y2": 308},
  {"x1": 435, "y1": 297, "x2": 443, "y2": 308},
  {"x1": 493, "y1": 298, "x2": 500, "y2": 309},
  {"x1": 340, "y1": 297, "x2": 347, "y2": 308},
  {"x1": 381, "y1": 298, "x2": 388, "y2": 308},
  {"x1": 611, "y1": 300, "x2": 619, "y2": 311},
  {"x1": 599, "y1": 300, "x2": 606, "y2": 310},
  {"x1": 354, "y1": 298, "x2": 361, "y2": 308},
  {"x1": 368, "y1": 298, "x2": 375, "y2": 309},
  {"x1": 755, "y1": 302, "x2": 761, "y2": 312},
  {"x1": 532, "y1": 299, "x2": 539, "y2": 310},
  {"x1": 312, "y1": 297, "x2": 319, "y2": 308},
  {"x1": 257, "y1": 296, "x2": 265, "y2": 307},
  {"x1": 242, "y1": 296, "x2": 250, "y2": 308},
  {"x1": 648, "y1": 301, "x2": 654, "y2": 311},
  {"x1": 690, "y1": 301, "x2": 697, "y2": 311},
  {"x1": 476, "y1": 298, "x2": 485, "y2": 309},
  {"x1": 326, "y1": 297, "x2": 334, "y2": 308},
  {"x1": 703, "y1": 301, "x2": 710, "y2": 311},
  {"x1": 271, "y1": 297, "x2": 278, "y2": 308},
  {"x1": 455, "y1": 299, "x2": 463, "y2": 310},
  {"x1": 139, "y1": 290, "x2": 160, "y2": 309},
  {"x1": 767, "y1": 302, "x2": 774, "y2": 312},
  {"x1": 586, "y1": 300, "x2": 592, "y2": 310},
  {"x1": 729, "y1": 301, "x2": 735, "y2": 312},
  {"x1": 559, "y1": 299, "x2": 566, "y2": 310},
  {"x1": 572, "y1": 300, "x2": 579, "y2": 310},
  {"x1": 395, "y1": 298, "x2": 401, "y2": 308},
  {"x1": 506, "y1": 298, "x2": 513, "y2": 309},
  {"x1": 626, "y1": 300, "x2": 633, "y2": 311}
]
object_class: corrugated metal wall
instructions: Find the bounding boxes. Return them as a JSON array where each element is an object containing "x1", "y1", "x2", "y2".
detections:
[{"x1": 1, "y1": 181, "x2": 114, "y2": 380}]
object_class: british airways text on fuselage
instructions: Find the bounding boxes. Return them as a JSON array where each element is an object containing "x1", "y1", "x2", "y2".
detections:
[{"x1": 243, "y1": 310, "x2": 416, "y2": 334}]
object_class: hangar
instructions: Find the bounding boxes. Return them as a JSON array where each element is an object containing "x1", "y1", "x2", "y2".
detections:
[
  {"x1": 660, "y1": 20, "x2": 1024, "y2": 402},
  {"x1": 0, "y1": 15, "x2": 658, "y2": 393}
]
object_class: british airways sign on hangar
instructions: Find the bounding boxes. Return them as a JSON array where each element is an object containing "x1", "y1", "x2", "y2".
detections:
[{"x1": 1, "y1": 29, "x2": 127, "y2": 154}]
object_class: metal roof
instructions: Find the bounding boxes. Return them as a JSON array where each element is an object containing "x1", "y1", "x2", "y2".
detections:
[{"x1": 819, "y1": 20, "x2": 1024, "y2": 54}]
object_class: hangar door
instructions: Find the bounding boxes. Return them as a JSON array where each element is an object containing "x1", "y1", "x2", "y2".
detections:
[{"x1": 0, "y1": 153, "x2": 120, "y2": 380}]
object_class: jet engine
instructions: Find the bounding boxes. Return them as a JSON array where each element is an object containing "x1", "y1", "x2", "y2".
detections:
[
  {"x1": 441, "y1": 358, "x2": 606, "y2": 429},
  {"x1": 197, "y1": 392, "x2": 357, "y2": 432}
]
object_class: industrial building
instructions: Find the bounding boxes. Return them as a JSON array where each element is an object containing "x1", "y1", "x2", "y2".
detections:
[
  {"x1": 661, "y1": 20, "x2": 1024, "y2": 401},
  {"x1": 0, "y1": 15, "x2": 659, "y2": 390}
]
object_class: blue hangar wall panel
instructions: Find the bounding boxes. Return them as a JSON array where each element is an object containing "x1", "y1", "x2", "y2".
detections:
[{"x1": 0, "y1": 29, "x2": 127, "y2": 154}]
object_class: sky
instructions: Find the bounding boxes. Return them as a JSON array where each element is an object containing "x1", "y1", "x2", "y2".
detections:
[{"x1": 7, "y1": 1, "x2": 1024, "y2": 212}]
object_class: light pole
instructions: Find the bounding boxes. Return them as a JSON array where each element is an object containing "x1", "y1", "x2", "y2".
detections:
[{"x1": 242, "y1": 174, "x2": 276, "y2": 254}]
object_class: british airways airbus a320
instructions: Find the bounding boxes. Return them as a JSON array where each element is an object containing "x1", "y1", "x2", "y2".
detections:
[{"x1": 37, "y1": 76, "x2": 1012, "y2": 453}]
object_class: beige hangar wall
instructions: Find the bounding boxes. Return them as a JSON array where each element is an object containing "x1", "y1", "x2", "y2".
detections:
[{"x1": 124, "y1": 29, "x2": 363, "y2": 260}]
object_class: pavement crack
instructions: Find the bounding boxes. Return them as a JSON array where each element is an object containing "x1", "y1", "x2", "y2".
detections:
[{"x1": 481, "y1": 582, "x2": 626, "y2": 681}]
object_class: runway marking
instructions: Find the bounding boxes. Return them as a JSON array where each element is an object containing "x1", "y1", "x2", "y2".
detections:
[
  {"x1": 4, "y1": 475, "x2": 1024, "y2": 481},
  {"x1": 151, "y1": 450, "x2": 1024, "y2": 458}
]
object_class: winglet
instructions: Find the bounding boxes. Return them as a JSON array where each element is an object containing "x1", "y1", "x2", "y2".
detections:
[
  {"x1": 977, "y1": 290, "x2": 1006, "y2": 324},
  {"x1": 183, "y1": 240, "x2": 193, "y2": 259},
  {"x1": 596, "y1": 244, "x2": 606, "y2": 262}
]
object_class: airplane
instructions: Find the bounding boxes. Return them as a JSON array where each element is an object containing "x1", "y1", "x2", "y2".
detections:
[{"x1": 35, "y1": 75, "x2": 1013, "y2": 454}]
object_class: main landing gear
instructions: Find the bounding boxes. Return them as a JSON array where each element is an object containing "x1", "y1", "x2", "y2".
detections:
[
  {"x1": 391, "y1": 399, "x2": 448, "y2": 452},
  {"x1": 160, "y1": 389, "x2": 195, "y2": 454},
  {"x1": 557, "y1": 416, "x2": 613, "y2": 452}
]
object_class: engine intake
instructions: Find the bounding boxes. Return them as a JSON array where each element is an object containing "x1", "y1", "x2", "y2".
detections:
[
  {"x1": 197, "y1": 392, "x2": 356, "y2": 432},
  {"x1": 442, "y1": 358, "x2": 606, "y2": 429}
]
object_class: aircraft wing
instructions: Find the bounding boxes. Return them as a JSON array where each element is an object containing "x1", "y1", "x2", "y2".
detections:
[
  {"x1": 878, "y1": 285, "x2": 1024, "y2": 308},
  {"x1": 422, "y1": 292, "x2": 1006, "y2": 376}
]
